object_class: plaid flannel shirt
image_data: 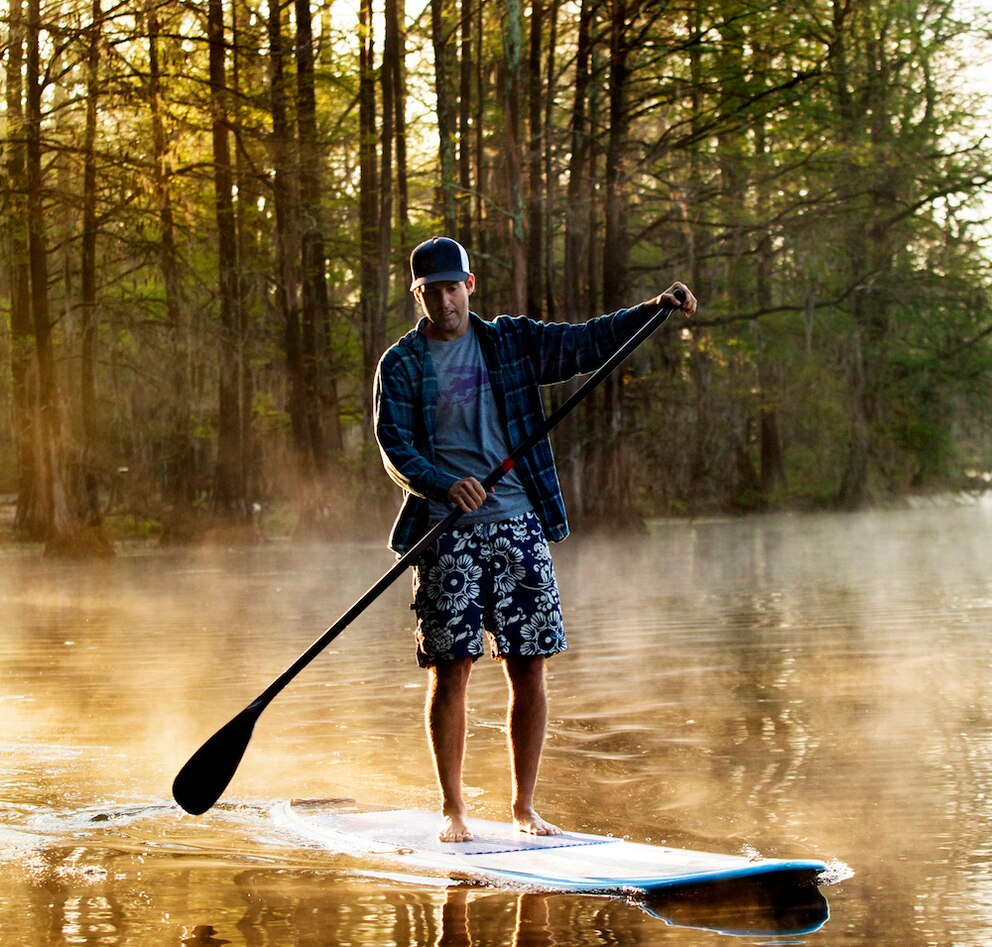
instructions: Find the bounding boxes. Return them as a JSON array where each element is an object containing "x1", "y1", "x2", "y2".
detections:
[{"x1": 373, "y1": 303, "x2": 658, "y2": 554}]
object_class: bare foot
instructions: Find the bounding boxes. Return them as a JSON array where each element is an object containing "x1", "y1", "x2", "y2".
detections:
[
  {"x1": 438, "y1": 812, "x2": 474, "y2": 842},
  {"x1": 513, "y1": 808, "x2": 562, "y2": 836}
]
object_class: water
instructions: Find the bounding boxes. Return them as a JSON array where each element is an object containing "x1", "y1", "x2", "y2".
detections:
[{"x1": 1, "y1": 498, "x2": 990, "y2": 945}]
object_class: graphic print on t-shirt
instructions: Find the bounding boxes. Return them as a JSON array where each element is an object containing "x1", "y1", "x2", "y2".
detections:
[
  {"x1": 427, "y1": 328, "x2": 533, "y2": 524},
  {"x1": 438, "y1": 361, "x2": 490, "y2": 409},
  {"x1": 430, "y1": 329, "x2": 492, "y2": 439}
]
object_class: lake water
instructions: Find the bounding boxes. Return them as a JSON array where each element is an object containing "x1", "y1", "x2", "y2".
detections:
[{"x1": 1, "y1": 498, "x2": 990, "y2": 945}]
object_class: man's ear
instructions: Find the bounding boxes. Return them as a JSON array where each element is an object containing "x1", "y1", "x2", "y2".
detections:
[{"x1": 465, "y1": 273, "x2": 476, "y2": 295}]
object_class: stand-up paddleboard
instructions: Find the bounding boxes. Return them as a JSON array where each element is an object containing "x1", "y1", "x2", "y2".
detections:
[{"x1": 277, "y1": 802, "x2": 828, "y2": 895}]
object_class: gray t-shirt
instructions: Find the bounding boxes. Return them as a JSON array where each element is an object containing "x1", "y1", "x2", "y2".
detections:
[{"x1": 427, "y1": 327, "x2": 533, "y2": 523}]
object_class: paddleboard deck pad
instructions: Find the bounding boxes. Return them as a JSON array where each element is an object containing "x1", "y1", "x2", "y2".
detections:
[{"x1": 277, "y1": 802, "x2": 828, "y2": 894}]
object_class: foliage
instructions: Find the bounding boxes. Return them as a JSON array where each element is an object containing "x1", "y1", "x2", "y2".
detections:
[{"x1": 0, "y1": 0, "x2": 990, "y2": 554}]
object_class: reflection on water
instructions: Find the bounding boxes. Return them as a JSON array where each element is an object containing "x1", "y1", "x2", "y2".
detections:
[
  {"x1": 421, "y1": 885, "x2": 825, "y2": 945},
  {"x1": 434, "y1": 890, "x2": 556, "y2": 947},
  {"x1": 1, "y1": 497, "x2": 991, "y2": 944},
  {"x1": 639, "y1": 873, "x2": 829, "y2": 937}
]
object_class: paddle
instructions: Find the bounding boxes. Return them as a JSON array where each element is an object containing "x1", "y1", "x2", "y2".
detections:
[{"x1": 172, "y1": 290, "x2": 686, "y2": 815}]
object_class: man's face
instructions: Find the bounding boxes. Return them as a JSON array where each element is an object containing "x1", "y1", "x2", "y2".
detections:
[{"x1": 415, "y1": 274, "x2": 475, "y2": 341}]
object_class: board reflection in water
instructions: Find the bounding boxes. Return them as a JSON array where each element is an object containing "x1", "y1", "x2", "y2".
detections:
[{"x1": 639, "y1": 873, "x2": 829, "y2": 937}]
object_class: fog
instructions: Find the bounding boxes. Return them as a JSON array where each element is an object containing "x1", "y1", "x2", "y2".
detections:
[{"x1": 1, "y1": 497, "x2": 991, "y2": 944}]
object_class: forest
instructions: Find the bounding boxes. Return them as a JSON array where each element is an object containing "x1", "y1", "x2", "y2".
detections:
[{"x1": 1, "y1": 0, "x2": 991, "y2": 556}]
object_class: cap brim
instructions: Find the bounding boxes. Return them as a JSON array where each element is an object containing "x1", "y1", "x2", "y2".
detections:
[{"x1": 410, "y1": 270, "x2": 470, "y2": 290}]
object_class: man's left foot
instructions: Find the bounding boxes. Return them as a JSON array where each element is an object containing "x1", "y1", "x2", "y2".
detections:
[{"x1": 513, "y1": 809, "x2": 562, "y2": 836}]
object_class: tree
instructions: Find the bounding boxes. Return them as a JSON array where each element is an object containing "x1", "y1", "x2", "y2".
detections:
[
  {"x1": 79, "y1": 0, "x2": 103, "y2": 527},
  {"x1": 431, "y1": 0, "x2": 458, "y2": 233},
  {"x1": 20, "y1": 0, "x2": 111, "y2": 555},
  {"x1": 525, "y1": 0, "x2": 546, "y2": 319},
  {"x1": 146, "y1": 0, "x2": 195, "y2": 522},
  {"x1": 563, "y1": 0, "x2": 595, "y2": 322},
  {"x1": 208, "y1": 0, "x2": 251, "y2": 521},
  {"x1": 5, "y1": 0, "x2": 37, "y2": 537},
  {"x1": 295, "y1": 0, "x2": 338, "y2": 465},
  {"x1": 360, "y1": 0, "x2": 384, "y2": 399},
  {"x1": 499, "y1": 0, "x2": 527, "y2": 312}
]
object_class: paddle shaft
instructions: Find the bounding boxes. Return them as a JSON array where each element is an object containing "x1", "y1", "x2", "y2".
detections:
[
  {"x1": 253, "y1": 293, "x2": 682, "y2": 712},
  {"x1": 173, "y1": 293, "x2": 682, "y2": 812}
]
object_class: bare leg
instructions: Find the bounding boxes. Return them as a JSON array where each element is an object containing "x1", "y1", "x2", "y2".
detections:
[
  {"x1": 426, "y1": 657, "x2": 474, "y2": 842},
  {"x1": 503, "y1": 656, "x2": 561, "y2": 835}
]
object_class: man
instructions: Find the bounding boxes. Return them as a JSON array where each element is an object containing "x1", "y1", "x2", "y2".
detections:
[{"x1": 374, "y1": 236, "x2": 696, "y2": 842}]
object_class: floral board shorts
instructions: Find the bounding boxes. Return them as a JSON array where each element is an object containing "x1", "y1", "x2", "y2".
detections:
[{"x1": 411, "y1": 511, "x2": 568, "y2": 668}]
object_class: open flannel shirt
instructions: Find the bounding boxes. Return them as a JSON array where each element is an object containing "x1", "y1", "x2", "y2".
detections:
[{"x1": 373, "y1": 303, "x2": 661, "y2": 554}]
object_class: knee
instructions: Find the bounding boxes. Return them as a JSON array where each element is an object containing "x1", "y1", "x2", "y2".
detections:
[
  {"x1": 504, "y1": 655, "x2": 546, "y2": 691},
  {"x1": 431, "y1": 657, "x2": 474, "y2": 694}
]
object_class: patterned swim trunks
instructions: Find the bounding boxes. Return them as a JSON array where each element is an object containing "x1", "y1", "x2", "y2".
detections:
[{"x1": 412, "y1": 511, "x2": 568, "y2": 668}]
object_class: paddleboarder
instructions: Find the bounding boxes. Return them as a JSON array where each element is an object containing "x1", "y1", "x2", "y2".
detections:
[{"x1": 373, "y1": 237, "x2": 695, "y2": 842}]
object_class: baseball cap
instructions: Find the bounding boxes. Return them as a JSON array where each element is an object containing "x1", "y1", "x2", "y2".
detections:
[{"x1": 410, "y1": 237, "x2": 471, "y2": 290}]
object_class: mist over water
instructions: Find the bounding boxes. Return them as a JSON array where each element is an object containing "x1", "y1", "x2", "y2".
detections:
[{"x1": 1, "y1": 497, "x2": 990, "y2": 944}]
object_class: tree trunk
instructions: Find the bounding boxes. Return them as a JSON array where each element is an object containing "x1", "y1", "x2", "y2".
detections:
[
  {"x1": 431, "y1": 0, "x2": 458, "y2": 233},
  {"x1": 379, "y1": 0, "x2": 396, "y2": 330},
  {"x1": 472, "y1": 2, "x2": 486, "y2": 285},
  {"x1": 229, "y1": 0, "x2": 257, "y2": 509},
  {"x1": 685, "y1": 0, "x2": 709, "y2": 513},
  {"x1": 387, "y1": 0, "x2": 413, "y2": 322},
  {"x1": 5, "y1": 1, "x2": 39, "y2": 538},
  {"x1": 290, "y1": 0, "x2": 343, "y2": 535},
  {"x1": 26, "y1": 0, "x2": 61, "y2": 536},
  {"x1": 564, "y1": 0, "x2": 593, "y2": 321},
  {"x1": 26, "y1": 0, "x2": 103, "y2": 555},
  {"x1": 296, "y1": 0, "x2": 339, "y2": 460},
  {"x1": 602, "y1": 0, "x2": 632, "y2": 313},
  {"x1": 558, "y1": 0, "x2": 594, "y2": 517},
  {"x1": 589, "y1": 0, "x2": 636, "y2": 525},
  {"x1": 148, "y1": 2, "x2": 195, "y2": 523},
  {"x1": 542, "y1": 0, "x2": 559, "y2": 321},
  {"x1": 359, "y1": 0, "x2": 383, "y2": 398},
  {"x1": 525, "y1": 0, "x2": 545, "y2": 318},
  {"x1": 267, "y1": 0, "x2": 308, "y2": 472},
  {"x1": 457, "y1": 0, "x2": 473, "y2": 247},
  {"x1": 79, "y1": 0, "x2": 102, "y2": 527},
  {"x1": 830, "y1": 0, "x2": 894, "y2": 508},
  {"x1": 208, "y1": 0, "x2": 249, "y2": 521},
  {"x1": 751, "y1": 40, "x2": 786, "y2": 498},
  {"x1": 500, "y1": 0, "x2": 526, "y2": 312}
]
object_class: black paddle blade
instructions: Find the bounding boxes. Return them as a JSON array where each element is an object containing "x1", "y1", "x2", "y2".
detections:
[{"x1": 172, "y1": 704, "x2": 259, "y2": 815}]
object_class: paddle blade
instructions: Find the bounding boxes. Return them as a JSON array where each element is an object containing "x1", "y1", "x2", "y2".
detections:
[{"x1": 172, "y1": 704, "x2": 259, "y2": 815}]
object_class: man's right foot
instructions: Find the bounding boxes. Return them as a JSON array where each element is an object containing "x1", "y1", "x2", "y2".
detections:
[
  {"x1": 513, "y1": 807, "x2": 562, "y2": 837},
  {"x1": 438, "y1": 812, "x2": 474, "y2": 842}
]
